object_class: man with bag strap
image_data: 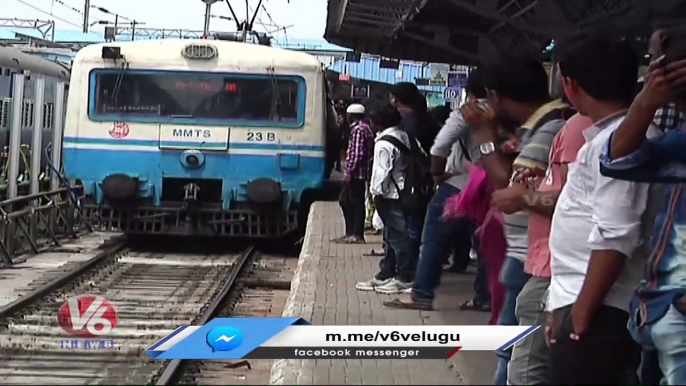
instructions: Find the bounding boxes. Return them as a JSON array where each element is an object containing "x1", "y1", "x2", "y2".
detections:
[{"x1": 356, "y1": 105, "x2": 420, "y2": 294}]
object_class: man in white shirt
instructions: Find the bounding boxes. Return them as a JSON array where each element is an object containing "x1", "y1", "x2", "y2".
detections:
[
  {"x1": 356, "y1": 105, "x2": 414, "y2": 292},
  {"x1": 545, "y1": 35, "x2": 662, "y2": 384}
]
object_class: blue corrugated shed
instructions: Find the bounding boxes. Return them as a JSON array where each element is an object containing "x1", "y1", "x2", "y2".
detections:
[
  {"x1": 0, "y1": 29, "x2": 17, "y2": 39},
  {"x1": 53, "y1": 30, "x2": 107, "y2": 42},
  {"x1": 328, "y1": 56, "x2": 444, "y2": 92},
  {"x1": 0, "y1": 28, "x2": 105, "y2": 42},
  {"x1": 273, "y1": 38, "x2": 349, "y2": 52}
]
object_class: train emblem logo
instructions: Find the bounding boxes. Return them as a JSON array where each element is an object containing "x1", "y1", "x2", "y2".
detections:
[
  {"x1": 109, "y1": 122, "x2": 129, "y2": 138},
  {"x1": 57, "y1": 295, "x2": 118, "y2": 337}
]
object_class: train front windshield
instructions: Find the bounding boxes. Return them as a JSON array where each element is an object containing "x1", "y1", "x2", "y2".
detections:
[{"x1": 90, "y1": 70, "x2": 303, "y2": 124}]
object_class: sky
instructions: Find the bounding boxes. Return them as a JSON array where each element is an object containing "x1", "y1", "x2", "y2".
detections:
[{"x1": 8, "y1": 0, "x2": 328, "y2": 40}]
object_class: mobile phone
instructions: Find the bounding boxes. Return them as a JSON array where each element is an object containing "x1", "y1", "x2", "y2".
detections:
[{"x1": 475, "y1": 99, "x2": 489, "y2": 112}]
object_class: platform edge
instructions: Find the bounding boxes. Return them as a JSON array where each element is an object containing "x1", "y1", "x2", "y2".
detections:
[{"x1": 269, "y1": 202, "x2": 324, "y2": 385}]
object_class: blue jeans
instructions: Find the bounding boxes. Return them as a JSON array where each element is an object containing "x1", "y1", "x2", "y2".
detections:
[
  {"x1": 378, "y1": 214, "x2": 421, "y2": 282},
  {"x1": 630, "y1": 304, "x2": 686, "y2": 385},
  {"x1": 494, "y1": 256, "x2": 531, "y2": 385},
  {"x1": 374, "y1": 198, "x2": 413, "y2": 283},
  {"x1": 412, "y1": 184, "x2": 474, "y2": 302}
]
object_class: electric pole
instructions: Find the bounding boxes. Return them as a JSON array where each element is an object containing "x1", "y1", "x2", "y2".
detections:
[
  {"x1": 131, "y1": 20, "x2": 138, "y2": 41},
  {"x1": 202, "y1": 0, "x2": 221, "y2": 35},
  {"x1": 242, "y1": 0, "x2": 248, "y2": 42},
  {"x1": 83, "y1": 0, "x2": 91, "y2": 32}
]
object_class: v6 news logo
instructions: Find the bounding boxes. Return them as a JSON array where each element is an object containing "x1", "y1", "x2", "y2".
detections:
[{"x1": 57, "y1": 295, "x2": 118, "y2": 337}]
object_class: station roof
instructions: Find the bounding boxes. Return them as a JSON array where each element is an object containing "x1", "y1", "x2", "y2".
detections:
[{"x1": 324, "y1": 0, "x2": 686, "y2": 65}]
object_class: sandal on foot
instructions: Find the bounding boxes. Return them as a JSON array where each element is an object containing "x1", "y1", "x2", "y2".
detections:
[
  {"x1": 345, "y1": 237, "x2": 366, "y2": 244},
  {"x1": 459, "y1": 300, "x2": 491, "y2": 312},
  {"x1": 383, "y1": 298, "x2": 433, "y2": 311},
  {"x1": 333, "y1": 236, "x2": 354, "y2": 244}
]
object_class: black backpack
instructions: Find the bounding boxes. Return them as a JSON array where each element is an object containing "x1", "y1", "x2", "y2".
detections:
[{"x1": 378, "y1": 134, "x2": 432, "y2": 214}]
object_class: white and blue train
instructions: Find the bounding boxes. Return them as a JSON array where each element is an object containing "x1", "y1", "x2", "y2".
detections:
[{"x1": 63, "y1": 39, "x2": 339, "y2": 237}]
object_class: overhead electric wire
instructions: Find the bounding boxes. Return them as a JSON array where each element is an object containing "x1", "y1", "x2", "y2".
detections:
[
  {"x1": 246, "y1": 0, "x2": 291, "y2": 44},
  {"x1": 54, "y1": 0, "x2": 81, "y2": 15},
  {"x1": 246, "y1": 3, "x2": 269, "y2": 33},
  {"x1": 260, "y1": 2, "x2": 278, "y2": 27},
  {"x1": 55, "y1": 0, "x2": 106, "y2": 23},
  {"x1": 260, "y1": 0, "x2": 289, "y2": 44},
  {"x1": 14, "y1": 0, "x2": 82, "y2": 29}
]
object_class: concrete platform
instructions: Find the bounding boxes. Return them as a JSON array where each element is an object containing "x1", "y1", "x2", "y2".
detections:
[
  {"x1": 270, "y1": 202, "x2": 496, "y2": 385},
  {"x1": 0, "y1": 232, "x2": 120, "y2": 308}
]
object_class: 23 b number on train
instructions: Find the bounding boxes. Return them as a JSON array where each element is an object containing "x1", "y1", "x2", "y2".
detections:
[{"x1": 247, "y1": 132, "x2": 275, "y2": 142}]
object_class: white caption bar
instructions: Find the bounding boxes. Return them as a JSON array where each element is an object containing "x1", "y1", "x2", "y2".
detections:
[{"x1": 260, "y1": 325, "x2": 538, "y2": 351}]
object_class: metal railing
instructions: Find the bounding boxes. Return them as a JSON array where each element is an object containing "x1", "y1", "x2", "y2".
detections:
[
  {"x1": 0, "y1": 185, "x2": 91, "y2": 266},
  {"x1": 0, "y1": 72, "x2": 88, "y2": 266}
]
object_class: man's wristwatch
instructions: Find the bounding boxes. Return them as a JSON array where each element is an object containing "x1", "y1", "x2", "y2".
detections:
[{"x1": 479, "y1": 141, "x2": 497, "y2": 156}]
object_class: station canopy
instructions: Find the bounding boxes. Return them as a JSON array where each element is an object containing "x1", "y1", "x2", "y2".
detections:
[{"x1": 324, "y1": 0, "x2": 686, "y2": 65}]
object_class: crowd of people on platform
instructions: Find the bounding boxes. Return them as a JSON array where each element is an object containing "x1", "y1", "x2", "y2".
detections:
[{"x1": 330, "y1": 27, "x2": 686, "y2": 385}]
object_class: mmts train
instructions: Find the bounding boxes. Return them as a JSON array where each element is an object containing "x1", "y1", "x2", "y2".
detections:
[{"x1": 63, "y1": 39, "x2": 341, "y2": 238}]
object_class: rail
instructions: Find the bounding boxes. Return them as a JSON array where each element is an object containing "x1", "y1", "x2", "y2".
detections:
[
  {"x1": 156, "y1": 245, "x2": 258, "y2": 386},
  {"x1": 0, "y1": 238, "x2": 127, "y2": 318}
]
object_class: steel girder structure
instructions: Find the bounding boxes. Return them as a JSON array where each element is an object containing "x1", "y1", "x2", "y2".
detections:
[
  {"x1": 113, "y1": 27, "x2": 231, "y2": 40},
  {"x1": 325, "y1": 0, "x2": 686, "y2": 65},
  {"x1": 0, "y1": 19, "x2": 55, "y2": 40}
]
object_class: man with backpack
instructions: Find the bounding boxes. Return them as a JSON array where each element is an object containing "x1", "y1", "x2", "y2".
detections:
[
  {"x1": 389, "y1": 83, "x2": 435, "y2": 274},
  {"x1": 382, "y1": 69, "x2": 486, "y2": 311},
  {"x1": 356, "y1": 104, "x2": 429, "y2": 294}
]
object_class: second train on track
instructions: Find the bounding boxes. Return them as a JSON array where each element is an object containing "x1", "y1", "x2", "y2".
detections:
[{"x1": 63, "y1": 39, "x2": 340, "y2": 238}]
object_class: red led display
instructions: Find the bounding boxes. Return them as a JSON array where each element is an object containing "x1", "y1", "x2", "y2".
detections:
[
  {"x1": 175, "y1": 81, "x2": 213, "y2": 92},
  {"x1": 225, "y1": 83, "x2": 238, "y2": 92}
]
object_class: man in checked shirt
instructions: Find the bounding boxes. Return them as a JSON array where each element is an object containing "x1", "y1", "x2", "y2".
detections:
[
  {"x1": 600, "y1": 27, "x2": 686, "y2": 385},
  {"x1": 333, "y1": 103, "x2": 375, "y2": 244}
]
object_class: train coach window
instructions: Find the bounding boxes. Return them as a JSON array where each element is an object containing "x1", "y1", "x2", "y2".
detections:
[{"x1": 90, "y1": 70, "x2": 304, "y2": 127}]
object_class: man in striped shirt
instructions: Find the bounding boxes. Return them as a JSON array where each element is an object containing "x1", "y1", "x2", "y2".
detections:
[
  {"x1": 333, "y1": 104, "x2": 374, "y2": 244},
  {"x1": 461, "y1": 55, "x2": 572, "y2": 385}
]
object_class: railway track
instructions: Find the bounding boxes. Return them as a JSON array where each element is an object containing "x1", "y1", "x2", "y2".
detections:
[
  {"x1": 159, "y1": 255, "x2": 294, "y2": 385},
  {"x1": 0, "y1": 240, "x2": 277, "y2": 385}
]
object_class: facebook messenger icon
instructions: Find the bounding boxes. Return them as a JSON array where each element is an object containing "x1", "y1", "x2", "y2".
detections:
[{"x1": 206, "y1": 326, "x2": 244, "y2": 352}]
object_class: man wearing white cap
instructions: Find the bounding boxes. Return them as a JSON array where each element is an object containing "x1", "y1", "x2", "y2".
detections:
[{"x1": 331, "y1": 103, "x2": 374, "y2": 244}]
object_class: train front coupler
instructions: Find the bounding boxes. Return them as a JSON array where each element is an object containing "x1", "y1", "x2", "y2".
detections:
[{"x1": 181, "y1": 182, "x2": 200, "y2": 213}]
